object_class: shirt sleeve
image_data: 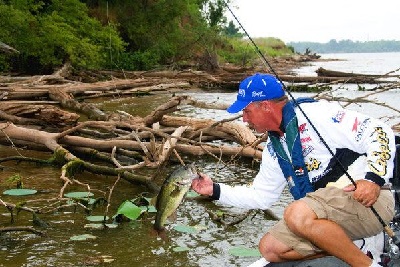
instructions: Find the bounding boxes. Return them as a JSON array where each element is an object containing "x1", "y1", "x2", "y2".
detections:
[
  {"x1": 300, "y1": 101, "x2": 396, "y2": 186},
  {"x1": 217, "y1": 142, "x2": 287, "y2": 209}
]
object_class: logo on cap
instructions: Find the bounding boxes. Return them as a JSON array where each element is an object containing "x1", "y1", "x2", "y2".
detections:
[
  {"x1": 238, "y1": 88, "x2": 246, "y2": 97},
  {"x1": 252, "y1": 91, "x2": 266, "y2": 98}
]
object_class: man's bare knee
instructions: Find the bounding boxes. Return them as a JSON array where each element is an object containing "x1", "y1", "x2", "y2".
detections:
[
  {"x1": 284, "y1": 200, "x2": 316, "y2": 234},
  {"x1": 259, "y1": 232, "x2": 294, "y2": 262}
]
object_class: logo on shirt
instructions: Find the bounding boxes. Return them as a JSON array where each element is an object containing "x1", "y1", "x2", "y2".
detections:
[
  {"x1": 294, "y1": 167, "x2": 305, "y2": 176},
  {"x1": 267, "y1": 142, "x2": 277, "y2": 159},
  {"x1": 302, "y1": 145, "x2": 314, "y2": 157},
  {"x1": 367, "y1": 127, "x2": 391, "y2": 176},
  {"x1": 306, "y1": 158, "x2": 321, "y2": 172},
  {"x1": 352, "y1": 117, "x2": 359, "y2": 132},
  {"x1": 301, "y1": 136, "x2": 312, "y2": 143},
  {"x1": 332, "y1": 111, "x2": 346, "y2": 123},
  {"x1": 312, "y1": 167, "x2": 332, "y2": 183},
  {"x1": 355, "y1": 118, "x2": 370, "y2": 142},
  {"x1": 298, "y1": 123, "x2": 308, "y2": 133}
]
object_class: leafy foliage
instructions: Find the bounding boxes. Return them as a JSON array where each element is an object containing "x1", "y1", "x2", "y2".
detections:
[
  {"x1": 4, "y1": 173, "x2": 23, "y2": 189},
  {"x1": 0, "y1": 0, "x2": 293, "y2": 73},
  {"x1": 0, "y1": 0, "x2": 125, "y2": 73},
  {"x1": 218, "y1": 37, "x2": 293, "y2": 67}
]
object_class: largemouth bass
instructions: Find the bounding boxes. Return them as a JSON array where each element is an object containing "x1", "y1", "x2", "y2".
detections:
[{"x1": 154, "y1": 163, "x2": 199, "y2": 231}]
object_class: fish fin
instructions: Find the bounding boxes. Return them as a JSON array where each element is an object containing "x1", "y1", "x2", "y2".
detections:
[
  {"x1": 151, "y1": 227, "x2": 169, "y2": 241},
  {"x1": 167, "y1": 211, "x2": 178, "y2": 222},
  {"x1": 150, "y1": 195, "x2": 158, "y2": 207},
  {"x1": 170, "y1": 187, "x2": 182, "y2": 198}
]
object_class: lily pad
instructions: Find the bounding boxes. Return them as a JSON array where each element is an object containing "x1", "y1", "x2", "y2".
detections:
[
  {"x1": 86, "y1": 215, "x2": 109, "y2": 222},
  {"x1": 3, "y1": 189, "x2": 37, "y2": 196},
  {"x1": 69, "y1": 234, "x2": 97, "y2": 241},
  {"x1": 114, "y1": 200, "x2": 143, "y2": 220},
  {"x1": 228, "y1": 246, "x2": 261, "y2": 257},
  {"x1": 172, "y1": 246, "x2": 190, "y2": 252},
  {"x1": 64, "y1": 191, "x2": 94, "y2": 198},
  {"x1": 173, "y1": 224, "x2": 199, "y2": 234},
  {"x1": 186, "y1": 190, "x2": 200, "y2": 198},
  {"x1": 139, "y1": 205, "x2": 157, "y2": 213}
]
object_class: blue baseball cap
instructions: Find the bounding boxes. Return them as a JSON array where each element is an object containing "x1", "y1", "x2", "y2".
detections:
[{"x1": 227, "y1": 73, "x2": 285, "y2": 113}]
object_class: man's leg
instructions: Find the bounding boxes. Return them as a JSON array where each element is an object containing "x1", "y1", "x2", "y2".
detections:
[
  {"x1": 259, "y1": 232, "x2": 326, "y2": 262},
  {"x1": 284, "y1": 200, "x2": 373, "y2": 267},
  {"x1": 259, "y1": 220, "x2": 327, "y2": 262}
]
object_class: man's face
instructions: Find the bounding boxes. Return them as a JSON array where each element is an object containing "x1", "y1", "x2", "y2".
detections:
[{"x1": 242, "y1": 100, "x2": 284, "y2": 133}]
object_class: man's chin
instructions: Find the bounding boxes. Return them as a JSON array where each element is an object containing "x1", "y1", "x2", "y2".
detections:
[
  {"x1": 247, "y1": 124, "x2": 255, "y2": 130},
  {"x1": 248, "y1": 125, "x2": 263, "y2": 133}
]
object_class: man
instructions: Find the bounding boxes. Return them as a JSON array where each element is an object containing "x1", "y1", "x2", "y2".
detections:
[{"x1": 191, "y1": 73, "x2": 396, "y2": 267}]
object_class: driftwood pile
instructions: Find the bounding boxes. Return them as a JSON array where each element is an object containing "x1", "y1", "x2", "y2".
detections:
[
  {"x1": 0, "y1": 62, "x2": 399, "y2": 191},
  {"x1": 0, "y1": 65, "x2": 270, "y2": 195}
]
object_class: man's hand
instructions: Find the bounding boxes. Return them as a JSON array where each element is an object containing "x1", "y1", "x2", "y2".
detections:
[
  {"x1": 191, "y1": 173, "x2": 214, "y2": 196},
  {"x1": 343, "y1": 180, "x2": 381, "y2": 207}
]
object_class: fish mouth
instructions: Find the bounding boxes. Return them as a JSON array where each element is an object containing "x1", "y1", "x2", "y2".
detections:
[
  {"x1": 177, "y1": 175, "x2": 197, "y2": 185},
  {"x1": 176, "y1": 172, "x2": 199, "y2": 186}
]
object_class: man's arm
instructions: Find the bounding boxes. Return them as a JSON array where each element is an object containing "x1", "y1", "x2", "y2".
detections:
[{"x1": 191, "y1": 143, "x2": 287, "y2": 210}]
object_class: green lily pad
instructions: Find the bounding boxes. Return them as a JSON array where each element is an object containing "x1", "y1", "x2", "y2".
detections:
[
  {"x1": 173, "y1": 224, "x2": 199, "y2": 234},
  {"x1": 69, "y1": 234, "x2": 97, "y2": 241},
  {"x1": 172, "y1": 246, "x2": 190, "y2": 252},
  {"x1": 139, "y1": 205, "x2": 157, "y2": 213},
  {"x1": 3, "y1": 189, "x2": 37, "y2": 196},
  {"x1": 114, "y1": 200, "x2": 143, "y2": 220},
  {"x1": 186, "y1": 190, "x2": 200, "y2": 198},
  {"x1": 64, "y1": 191, "x2": 94, "y2": 198},
  {"x1": 228, "y1": 246, "x2": 261, "y2": 257},
  {"x1": 86, "y1": 215, "x2": 109, "y2": 222}
]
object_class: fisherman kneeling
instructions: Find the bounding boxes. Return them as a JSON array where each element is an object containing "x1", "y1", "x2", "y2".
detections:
[{"x1": 191, "y1": 73, "x2": 396, "y2": 267}]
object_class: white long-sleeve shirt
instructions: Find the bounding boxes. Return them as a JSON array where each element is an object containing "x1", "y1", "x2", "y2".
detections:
[{"x1": 217, "y1": 100, "x2": 396, "y2": 209}]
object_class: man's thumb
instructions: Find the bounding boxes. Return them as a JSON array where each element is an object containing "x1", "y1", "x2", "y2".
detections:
[{"x1": 343, "y1": 184, "x2": 356, "y2": 192}]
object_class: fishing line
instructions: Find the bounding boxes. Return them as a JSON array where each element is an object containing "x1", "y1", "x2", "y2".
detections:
[{"x1": 223, "y1": 0, "x2": 400, "y2": 246}]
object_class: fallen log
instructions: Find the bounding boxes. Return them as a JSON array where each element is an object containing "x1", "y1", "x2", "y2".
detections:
[
  {"x1": 316, "y1": 67, "x2": 384, "y2": 77},
  {"x1": 0, "y1": 41, "x2": 19, "y2": 54},
  {"x1": 279, "y1": 75, "x2": 385, "y2": 84}
]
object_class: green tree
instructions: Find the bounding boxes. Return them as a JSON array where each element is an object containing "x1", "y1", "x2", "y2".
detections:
[
  {"x1": 0, "y1": 0, "x2": 125, "y2": 73},
  {"x1": 82, "y1": 0, "x2": 231, "y2": 70},
  {"x1": 223, "y1": 20, "x2": 243, "y2": 37}
]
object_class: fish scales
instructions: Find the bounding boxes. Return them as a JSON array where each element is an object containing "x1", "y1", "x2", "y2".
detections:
[{"x1": 154, "y1": 163, "x2": 198, "y2": 231}]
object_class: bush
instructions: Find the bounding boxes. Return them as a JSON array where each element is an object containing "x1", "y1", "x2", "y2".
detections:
[
  {"x1": 0, "y1": 0, "x2": 125, "y2": 73},
  {"x1": 217, "y1": 36, "x2": 294, "y2": 67},
  {"x1": 116, "y1": 51, "x2": 161, "y2": 71}
]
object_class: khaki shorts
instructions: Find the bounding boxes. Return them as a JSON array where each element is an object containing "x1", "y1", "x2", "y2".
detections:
[{"x1": 269, "y1": 186, "x2": 395, "y2": 256}]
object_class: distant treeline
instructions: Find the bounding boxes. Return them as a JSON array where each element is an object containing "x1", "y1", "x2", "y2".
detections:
[
  {"x1": 288, "y1": 39, "x2": 400, "y2": 54},
  {"x1": 0, "y1": 1, "x2": 293, "y2": 74}
]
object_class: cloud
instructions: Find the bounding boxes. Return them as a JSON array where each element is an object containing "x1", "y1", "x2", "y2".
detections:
[{"x1": 227, "y1": 0, "x2": 400, "y2": 42}]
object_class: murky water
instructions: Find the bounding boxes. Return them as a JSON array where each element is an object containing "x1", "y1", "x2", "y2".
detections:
[{"x1": 1, "y1": 52, "x2": 399, "y2": 267}]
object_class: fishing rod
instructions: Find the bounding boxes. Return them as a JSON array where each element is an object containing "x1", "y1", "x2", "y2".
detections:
[{"x1": 222, "y1": 0, "x2": 400, "y2": 248}]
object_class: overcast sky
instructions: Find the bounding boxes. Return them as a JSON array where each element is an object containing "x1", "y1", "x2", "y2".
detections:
[{"x1": 226, "y1": 0, "x2": 400, "y2": 43}]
